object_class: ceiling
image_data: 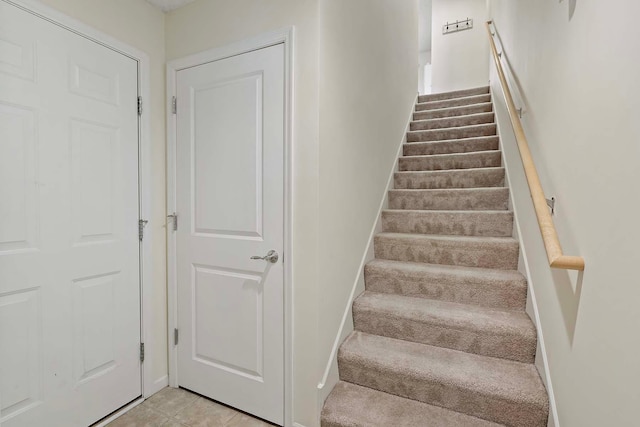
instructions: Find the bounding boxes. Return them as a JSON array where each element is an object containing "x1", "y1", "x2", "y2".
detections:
[
  {"x1": 147, "y1": 0, "x2": 432, "y2": 51},
  {"x1": 145, "y1": 0, "x2": 197, "y2": 12}
]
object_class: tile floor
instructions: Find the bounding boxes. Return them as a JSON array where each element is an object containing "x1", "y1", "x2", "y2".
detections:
[{"x1": 106, "y1": 387, "x2": 274, "y2": 427}]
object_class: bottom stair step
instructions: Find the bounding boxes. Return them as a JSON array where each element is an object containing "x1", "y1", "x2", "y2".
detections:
[
  {"x1": 338, "y1": 331, "x2": 549, "y2": 427},
  {"x1": 321, "y1": 381, "x2": 501, "y2": 427}
]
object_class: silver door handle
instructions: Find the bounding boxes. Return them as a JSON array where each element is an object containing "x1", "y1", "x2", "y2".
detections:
[{"x1": 250, "y1": 250, "x2": 279, "y2": 263}]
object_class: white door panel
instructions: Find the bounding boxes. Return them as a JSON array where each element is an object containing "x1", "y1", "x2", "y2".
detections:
[
  {"x1": 176, "y1": 44, "x2": 284, "y2": 425},
  {"x1": 192, "y1": 73, "x2": 263, "y2": 238},
  {"x1": 0, "y1": 2, "x2": 141, "y2": 426}
]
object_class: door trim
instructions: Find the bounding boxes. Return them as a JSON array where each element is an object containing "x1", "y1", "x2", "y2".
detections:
[
  {"x1": 1, "y1": 0, "x2": 160, "y2": 400},
  {"x1": 166, "y1": 27, "x2": 294, "y2": 426}
]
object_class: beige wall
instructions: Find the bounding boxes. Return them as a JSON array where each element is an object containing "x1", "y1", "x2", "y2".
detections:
[
  {"x1": 317, "y1": 0, "x2": 418, "y2": 401},
  {"x1": 488, "y1": 1, "x2": 640, "y2": 425},
  {"x1": 431, "y1": 0, "x2": 489, "y2": 92},
  {"x1": 166, "y1": 1, "x2": 418, "y2": 424},
  {"x1": 36, "y1": 0, "x2": 168, "y2": 388},
  {"x1": 165, "y1": 1, "x2": 321, "y2": 425}
]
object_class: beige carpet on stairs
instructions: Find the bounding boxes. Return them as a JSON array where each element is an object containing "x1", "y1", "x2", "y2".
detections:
[{"x1": 320, "y1": 86, "x2": 550, "y2": 427}]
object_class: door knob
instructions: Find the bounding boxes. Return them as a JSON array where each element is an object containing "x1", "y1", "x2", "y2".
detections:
[{"x1": 250, "y1": 250, "x2": 279, "y2": 263}]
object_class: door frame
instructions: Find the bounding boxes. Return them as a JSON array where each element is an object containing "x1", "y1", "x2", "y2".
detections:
[
  {"x1": 166, "y1": 27, "x2": 294, "y2": 426},
  {"x1": 1, "y1": 0, "x2": 158, "y2": 410}
]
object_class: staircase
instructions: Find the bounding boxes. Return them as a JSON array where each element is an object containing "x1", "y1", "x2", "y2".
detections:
[{"x1": 320, "y1": 87, "x2": 550, "y2": 427}]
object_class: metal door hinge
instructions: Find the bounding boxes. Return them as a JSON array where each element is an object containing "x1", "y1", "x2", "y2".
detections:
[
  {"x1": 137, "y1": 96, "x2": 143, "y2": 116},
  {"x1": 174, "y1": 328, "x2": 179, "y2": 346},
  {"x1": 171, "y1": 96, "x2": 177, "y2": 114},
  {"x1": 140, "y1": 343, "x2": 145, "y2": 363},
  {"x1": 167, "y1": 213, "x2": 178, "y2": 231},
  {"x1": 138, "y1": 219, "x2": 149, "y2": 241}
]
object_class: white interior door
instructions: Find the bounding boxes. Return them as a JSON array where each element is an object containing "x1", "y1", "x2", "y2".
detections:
[
  {"x1": 175, "y1": 43, "x2": 285, "y2": 425},
  {"x1": 0, "y1": 3, "x2": 141, "y2": 426}
]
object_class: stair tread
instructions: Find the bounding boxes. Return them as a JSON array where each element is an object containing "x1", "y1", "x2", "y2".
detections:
[
  {"x1": 366, "y1": 258, "x2": 525, "y2": 282},
  {"x1": 418, "y1": 86, "x2": 489, "y2": 103},
  {"x1": 403, "y1": 136, "x2": 500, "y2": 156},
  {"x1": 410, "y1": 113, "x2": 495, "y2": 132},
  {"x1": 376, "y1": 231, "x2": 518, "y2": 244},
  {"x1": 364, "y1": 259, "x2": 527, "y2": 310},
  {"x1": 382, "y1": 208, "x2": 511, "y2": 214},
  {"x1": 388, "y1": 189, "x2": 510, "y2": 213},
  {"x1": 322, "y1": 381, "x2": 501, "y2": 427},
  {"x1": 411, "y1": 111, "x2": 494, "y2": 125},
  {"x1": 374, "y1": 232, "x2": 519, "y2": 269},
  {"x1": 415, "y1": 94, "x2": 492, "y2": 112},
  {"x1": 395, "y1": 166, "x2": 504, "y2": 175},
  {"x1": 340, "y1": 331, "x2": 548, "y2": 407},
  {"x1": 417, "y1": 92, "x2": 490, "y2": 107},
  {"x1": 414, "y1": 101, "x2": 493, "y2": 114},
  {"x1": 354, "y1": 291, "x2": 535, "y2": 337},
  {"x1": 413, "y1": 104, "x2": 494, "y2": 122},
  {"x1": 399, "y1": 151, "x2": 502, "y2": 172},
  {"x1": 407, "y1": 123, "x2": 498, "y2": 142},
  {"x1": 400, "y1": 149, "x2": 501, "y2": 160},
  {"x1": 394, "y1": 167, "x2": 506, "y2": 189},
  {"x1": 389, "y1": 187, "x2": 507, "y2": 192},
  {"x1": 405, "y1": 134, "x2": 499, "y2": 145},
  {"x1": 381, "y1": 210, "x2": 514, "y2": 236},
  {"x1": 408, "y1": 122, "x2": 496, "y2": 135}
]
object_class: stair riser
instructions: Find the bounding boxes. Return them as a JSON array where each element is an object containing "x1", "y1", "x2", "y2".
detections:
[
  {"x1": 338, "y1": 353, "x2": 548, "y2": 427},
  {"x1": 399, "y1": 151, "x2": 501, "y2": 171},
  {"x1": 418, "y1": 86, "x2": 489, "y2": 103},
  {"x1": 389, "y1": 189, "x2": 509, "y2": 210},
  {"x1": 394, "y1": 169, "x2": 505, "y2": 189},
  {"x1": 364, "y1": 265, "x2": 527, "y2": 310},
  {"x1": 408, "y1": 124, "x2": 497, "y2": 143},
  {"x1": 403, "y1": 137, "x2": 499, "y2": 156},
  {"x1": 413, "y1": 103, "x2": 493, "y2": 121},
  {"x1": 353, "y1": 307, "x2": 536, "y2": 363},
  {"x1": 374, "y1": 236, "x2": 519, "y2": 270},
  {"x1": 410, "y1": 113, "x2": 494, "y2": 131},
  {"x1": 381, "y1": 211, "x2": 513, "y2": 237},
  {"x1": 415, "y1": 94, "x2": 491, "y2": 111}
]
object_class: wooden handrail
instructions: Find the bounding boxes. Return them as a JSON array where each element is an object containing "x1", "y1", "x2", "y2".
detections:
[{"x1": 485, "y1": 21, "x2": 585, "y2": 271}]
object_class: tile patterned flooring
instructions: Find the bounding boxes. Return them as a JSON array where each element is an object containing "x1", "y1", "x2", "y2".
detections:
[{"x1": 106, "y1": 387, "x2": 274, "y2": 427}]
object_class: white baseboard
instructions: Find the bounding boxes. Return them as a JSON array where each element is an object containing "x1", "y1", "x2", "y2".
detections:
[
  {"x1": 145, "y1": 375, "x2": 169, "y2": 398},
  {"x1": 315, "y1": 94, "x2": 418, "y2": 404},
  {"x1": 511, "y1": 199, "x2": 560, "y2": 427},
  {"x1": 490, "y1": 85, "x2": 560, "y2": 427}
]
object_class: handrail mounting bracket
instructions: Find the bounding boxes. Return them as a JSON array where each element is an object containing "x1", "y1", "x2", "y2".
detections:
[{"x1": 546, "y1": 197, "x2": 556, "y2": 215}]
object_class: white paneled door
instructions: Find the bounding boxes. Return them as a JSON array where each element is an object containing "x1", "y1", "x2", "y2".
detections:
[
  {"x1": 0, "y1": 3, "x2": 141, "y2": 426},
  {"x1": 175, "y1": 44, "x2": 285, "y2": 425}
]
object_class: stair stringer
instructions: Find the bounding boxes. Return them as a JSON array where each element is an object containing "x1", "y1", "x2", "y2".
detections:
[
  {"x1": 315, "y1": 94, "x2": 418, "y2": 413},
  {"x1": 490, "y1": 84, "x2": 560, "y2": 427}
]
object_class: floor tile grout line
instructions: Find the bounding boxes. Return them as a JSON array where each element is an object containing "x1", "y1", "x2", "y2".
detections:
[{"x1": 171, "y1": 394, "x2": 202, "y2": 418}]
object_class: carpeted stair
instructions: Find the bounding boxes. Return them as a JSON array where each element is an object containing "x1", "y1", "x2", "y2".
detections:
[{"x1": 321, "y1": 86, "x2": 549, "y2": 427}]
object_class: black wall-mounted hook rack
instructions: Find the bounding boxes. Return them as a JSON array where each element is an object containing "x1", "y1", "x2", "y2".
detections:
[{"x1": 443, "y1": 18, "x2": 473, "y2": 35}]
